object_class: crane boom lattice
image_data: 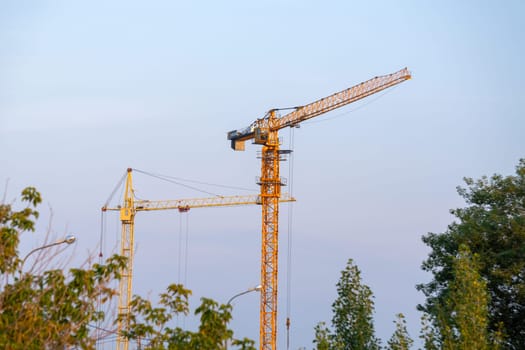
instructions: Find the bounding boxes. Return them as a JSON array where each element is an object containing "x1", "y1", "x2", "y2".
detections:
[
  {"x1": 227, "y1": 67, "x2": 411, "y2": 350},
  {"x1": 103, "y1": 168, "x2": 295, "y2": 350}
]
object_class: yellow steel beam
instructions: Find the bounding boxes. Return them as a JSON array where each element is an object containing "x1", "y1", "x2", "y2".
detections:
[
  {"x1": 107, "y1": 169, "x2": 295, "y2": 350},
  {"x1": 227, "y1": 68, "x2": 411, "y2": 350}
]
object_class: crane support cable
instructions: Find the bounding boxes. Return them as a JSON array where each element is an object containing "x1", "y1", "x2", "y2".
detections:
[
  {"x1": 184, "y1": 211, "x2": 190, "y2": 287},
  {"x1": 102, "y1": 171, "x2": 128, "y2": 209},
  {"x1": 133, "y1": 168, "x2": 257, "y2": 194},
  {"x1": 226, "y1": 67, "x2": 411, "y2": 350},
  {"x1": 133, "y1": 169, "x2": 221, "y2": 197},
  {"x1": 286, "y1": 127, "x2": 295, "y2": 350}
]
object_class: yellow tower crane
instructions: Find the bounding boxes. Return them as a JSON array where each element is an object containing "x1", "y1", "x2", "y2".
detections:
[
  {"x1": 227, "y1": 67, "x2": 411, "y2": 350},
  {"x1": 102, "y1": 168, "x2": 295, "y2": 350}
]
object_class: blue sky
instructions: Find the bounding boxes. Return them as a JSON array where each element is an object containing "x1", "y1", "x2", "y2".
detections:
[{"x1": 1, "y1": 1, "x2": 524, "y2": 348}]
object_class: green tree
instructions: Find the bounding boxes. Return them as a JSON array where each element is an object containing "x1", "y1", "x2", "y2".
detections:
[
  {"x1": 0, "y1": 187, "x2": 126, "y2": 349},
  {"x1": 123, "y1": 284, "x2": 255, "y2": 349},
  {"x1": 313, "y1": 259, "x2": 381, "y2": 350},
  {"x1": 1, "y1": 187, "x2": 256, "y2": 349},
  {"x1": 444, "y1": 245, "x2": 490, "y2": 349},
  {"x1": 0, "y1": 187, "x2": 41, "y2": 274},
  {"x1": 420, "y1": 245, "x2": 502, "y2": 350},
  {"x1": 424, "y1": 245, "x2": 491, "y2": 350},
  {"x1": 313, "y1": 322, "x2": 330, "y2": 350},
  {"x1": 418, "y1": 313, "x2": 439, "y2": 350},
  {"x1": 418, "y1": 160, "x2": 525, "y2": 349},
  {"x1": 331, "y1": 259, "x2": 381, "y2": 350},
  {"x1": 386, "y1": 313, "x2": 413, "y2": 350}
]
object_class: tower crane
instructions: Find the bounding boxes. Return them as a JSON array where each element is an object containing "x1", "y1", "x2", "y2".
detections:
[
  {"x1": 102, "y1": 168, "x2": 295, "y2": 350},
  {"x1": 227, "y1": 68, "x2": 411, "y2": 350}
]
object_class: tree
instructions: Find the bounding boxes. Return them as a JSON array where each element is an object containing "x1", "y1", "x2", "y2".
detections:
[
  {"x1": 1, "y1": 186, "x2": 256, "y2": 349},
  {"x1": 331, "y1": 259, "x2": 381, "y2": 350},
  {"x1": 444, "y1": 245, "x2": 490, "y2": 349},
  {"x1": 418, "y1": 313, "x2": 439, "y2": 350},
  {"x1": 0, "y1": 187, "x2": 126, "y2": 349},
  {"x1": 386, "y1": 313, "x2": 413, "y2": 350},
  {"x1": 313, "y1": 322, "x2": 330, "y2": 350},
  {"x1": 312, "y1": 259, "x2": 381, "y2": 350},
  {"x1": 123, "y1": 283, "x2": 255, "y2": 349},
  {"x1": 423, "y1": 245, "x2": 491, "y2": 350},
  {"x1": 418, "y1": 159, "x2": 525, "y2": 349}
]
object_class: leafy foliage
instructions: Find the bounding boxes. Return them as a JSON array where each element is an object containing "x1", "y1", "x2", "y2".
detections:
[
  {"x1": 331, "y1": 259, "x2": 381, "y2": 350},
  {"x1": 386, "y1": 313, "x2": 413, "y2": 350},
  {"x1": 418, "y1": 313, "x2": 439, "y2": 350},
  {"x1": 444, "y1": 245, "x2": 490, "y2": 349},
  {"x1": 123, "y1": 284, "x2": 255, "y2": 349},
  {"x1": 0, "y1": 187, "x2": 41, "y2": 274},
  {"x1": 1, "y1": 186, "x2": 255, "y2": 349},
  {"x1": 312, "y1": 259, "x2": 381, "y2": 350},
  {"x1": 0, "y1": 187, "x2": 126, "y2": 349},
  {"x1": 418, "y1": 159, "x2": 525, "y2": 349},
  {"x1": 313, "y1": 322, "x2": 330, "y2": 350},
  {"x1": 424, "y1": 245, "x2": 491, "y2": 350}
]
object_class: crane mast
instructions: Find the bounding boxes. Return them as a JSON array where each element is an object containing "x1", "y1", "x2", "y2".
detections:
[
  {"x1": 227, "y1": 68, "x2": 411, "y2": 350},
  {"x1": 102, "y1": 168, "x2": 295, "y2": 350}
]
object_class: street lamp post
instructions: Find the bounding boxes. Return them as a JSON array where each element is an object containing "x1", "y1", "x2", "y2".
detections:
[
  {"x1": 225, "y1": 285, "x2": 262, "y2": 349},
  {"x1": 227, "y1": 285, "x2": 262, "y2": 305},
  {"x1": 20, "y1": 234, "x2": 77, "y2": 272}
]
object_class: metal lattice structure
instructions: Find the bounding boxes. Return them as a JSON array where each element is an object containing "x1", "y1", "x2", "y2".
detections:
[
  {"x1": 102, "y1": 168, "x2": 295, "y2": 350},
  {"x1": 227, "y1": 67, "x2": 411, "y2": 350}
]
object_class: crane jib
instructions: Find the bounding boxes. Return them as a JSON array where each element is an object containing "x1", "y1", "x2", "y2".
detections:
[
  {"x1": 225, "y1": 66, "x2": 410, "y2": 350},
  {"x1": 226, "y1": 67, "x2": 411, "y2": 151}
]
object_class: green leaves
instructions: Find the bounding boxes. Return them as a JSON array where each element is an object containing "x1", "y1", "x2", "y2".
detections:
[
  {"x1": 20, "y1": 187, "x2": 42, "y2": 207},
  {"x1": 0, "y1": 187, "x2": 125, "y2": 349},
  {"x1": 1, "y1": 186, "x2": 254, "y2": 349},
  {"x1": 123, "y1": 284, "x2": 251, "y2": 350},
  {"x1": 313, "y1": 259, "x2": 382, "y2": 350},
  {"x1": 387, "y1": 313, "x2": 413, "y2": 350},
  {"x1": 419, "y1": 159, "x2": 525, "y2": 349},
  {"x1": 313, "y1": 322, "x2": 331, "y2": 350},
  {"x1": 0, "y1": 187, "x2": 42, "y2": 274},
  {"x1": 1, "y1": 255, "x2": 125, "y2": 349}
]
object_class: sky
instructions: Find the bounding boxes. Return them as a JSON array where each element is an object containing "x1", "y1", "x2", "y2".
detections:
[{"x1": 1, "y1": 0, "x2": 524, "y2": 349}]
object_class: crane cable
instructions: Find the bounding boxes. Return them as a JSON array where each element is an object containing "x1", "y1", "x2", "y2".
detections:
[
  {"x1": 176, "y1": 209, "x2": 190, "y2": 329},
  {"x1": 177, "y1": 212, "x2": 183, "y2": 327},
  {"x1": 177, "y1": 211, "x2": 190, "y2": 286},
  {"x1": 184, "y1": 211, "x2": 190, "y2": 288},
  {"x1": 133, "y1": 168, "x2": 257, "y2": 196},
  {"x1": 97, "y1": 171, "x2": 127, "y2": 349},
  {"x1": 102, "y1": 170, "x2": 127, "y2": 209},
  {"x1": 96, "y1": 210, "x2": 106, "y2": 350},
  {"x1": 302, "y1": 83, "x2": 401, "y2": 126},
  {"x1": 286, "y1": 126, "x2": 296, "y2": 350}
]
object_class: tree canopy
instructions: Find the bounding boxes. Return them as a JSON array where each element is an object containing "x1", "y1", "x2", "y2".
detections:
[
  {"x1": 122, "y1": 284, "x2": 256, "y2": 349},
  {"x1": 0, "y1": 186, "x2": 126, "y2": 349},
  {"x1": 418, "y1": 159, "x2": 525, "y2": 349},
  {"x1": 387, "y1": 313, "x2": 413, "y2": 350},
  {"x1": 1, "y1": 187, "x2": 255, "y2": 349},
  {"x1": 313, "y1": 258, "x2": 382, "y2": 350}
]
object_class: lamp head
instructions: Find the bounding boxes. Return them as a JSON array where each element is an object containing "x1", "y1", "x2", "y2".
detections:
[{"x1": 64, "y1": 235, "x2": 76, "y2": 244}]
